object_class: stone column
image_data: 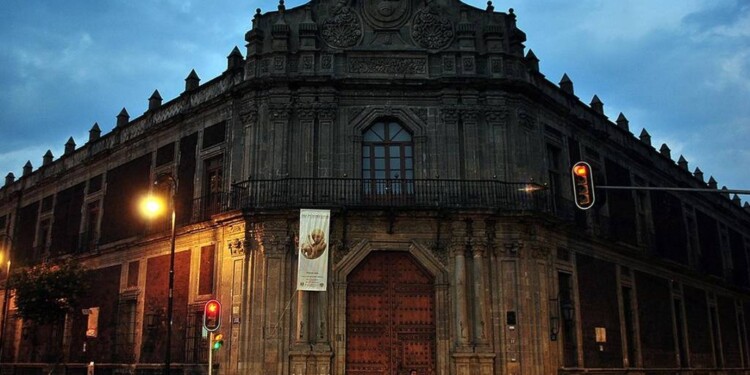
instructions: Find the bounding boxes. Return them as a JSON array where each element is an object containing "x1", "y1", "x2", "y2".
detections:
[
  {"x1": 451, "y1": 237, "x2": 470, "y2": 349},
  {"x1": 295, "y1": 290, "x2": 308, "y2": 345},
  {"x1": 471, "y1": 237, "x2": 490, "y2": 348}
]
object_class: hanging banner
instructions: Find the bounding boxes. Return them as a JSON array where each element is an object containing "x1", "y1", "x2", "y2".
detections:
[{"x1": 297, "y1": 209, "x2": 331, "y2": 291}]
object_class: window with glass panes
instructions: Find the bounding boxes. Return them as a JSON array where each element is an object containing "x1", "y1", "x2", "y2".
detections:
[{"x1": 362, "y1": 121, "x2": 414, "y2": 194}]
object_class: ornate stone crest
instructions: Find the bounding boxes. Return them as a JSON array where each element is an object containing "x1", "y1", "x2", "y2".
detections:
[
  {"x1": 321, "y1": 1, "x2": 362, "y2": 48},
  {"x1": 411, "y1": 5, "x2": 453, "y2": 50},
  {"x1": 362, "y1": 0, "x2": 411, "y2": 29}
]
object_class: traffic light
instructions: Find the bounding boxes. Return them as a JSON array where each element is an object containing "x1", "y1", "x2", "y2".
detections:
[
  {"x1": 203, "y1": 300, "x2": 221, "y2": 332},
  {"x1": 212, "y1": 333, "x2": 224, "y2": 350},
  {"x1": 571, "y1": 161, "x2": 595, "y2": 210}
]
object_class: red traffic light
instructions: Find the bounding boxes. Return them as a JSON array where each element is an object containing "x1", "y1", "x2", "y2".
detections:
[
  {"x1": 571, "y1": 161, "x2": 595, "y2": 210},
  {"x1": 203, "y1": 300, "x2": 221, "y2": 331}
]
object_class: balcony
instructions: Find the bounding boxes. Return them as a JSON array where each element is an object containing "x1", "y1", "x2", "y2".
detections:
[{"x1": 185, "y1": 178, "x2": 577, "y2": 220}]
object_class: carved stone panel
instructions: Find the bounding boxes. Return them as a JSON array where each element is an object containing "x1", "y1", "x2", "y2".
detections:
[
  {"x1": 361, "y1": 0, "x2": 412, "y2": 30},
  {"x1": 348, "y1": 57, "x2": 427, "y2": 75},
  {"x1": 321, "y1": 4, "x2": 362, "y2": 49},
  {"x1": 411, "y1": 6, "x2": 454, "y2": 50}
]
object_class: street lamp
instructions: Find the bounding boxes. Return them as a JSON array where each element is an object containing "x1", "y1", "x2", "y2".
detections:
[
  {"x1": 0, "y1": 235, "x2": 13, "y2": 362},
  {"x1": 140, "y1": 174, "x2": 177, "y2": 375}
]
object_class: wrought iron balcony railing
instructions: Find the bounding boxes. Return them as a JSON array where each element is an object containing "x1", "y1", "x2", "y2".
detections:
[
  {"x1": 225, "y1": 178, "x2": 570, "y2": 214},
  {"x1": 168, "y1": 178, "x2": 577, "y2": 226}
]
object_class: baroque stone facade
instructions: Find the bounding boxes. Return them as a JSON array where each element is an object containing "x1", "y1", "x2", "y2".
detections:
[{"x1": 1, "y1": 1, "x2": 750, "y2": 375}]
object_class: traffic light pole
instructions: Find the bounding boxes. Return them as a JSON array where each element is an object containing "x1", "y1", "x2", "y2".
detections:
[
  {"x1": 208, "y1": 331, "x2": 214, "y2": 375},
  {"x1": 598, "y1": 186, "x2": 750, "y2": 195}
]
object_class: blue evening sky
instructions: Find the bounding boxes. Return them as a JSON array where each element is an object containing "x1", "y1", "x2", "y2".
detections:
[{"x1": 1, "y1": 0, "x2": 748, "y2": 199}]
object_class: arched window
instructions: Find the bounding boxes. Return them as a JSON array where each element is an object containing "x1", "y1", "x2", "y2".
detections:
[{"x1": 362, "y1": 121, "x2": 414, "y2": 194}]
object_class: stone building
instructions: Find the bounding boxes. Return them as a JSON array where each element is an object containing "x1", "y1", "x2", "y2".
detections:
[{"x1": 1, "y1": 0, "x2": 750, "y2": 374}]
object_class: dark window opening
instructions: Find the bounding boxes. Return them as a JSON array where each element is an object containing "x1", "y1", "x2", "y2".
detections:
[
  {"x1": 546, "y1": 144, "x2": 564, "y2": 213},
  {"x1": 622, "y1": 286, "x2": 637, "y2": 367},
  {"x1": 202, "y1": 122, "x2": 226, "y2": 149},
  {"x1": 729, "y1": 229, "x2": 748, "y2": 287},
  {"x1": 605, "y1": 159, "x2": 637, "y2": 245},
  {"x1": 88, "y1": 174, "x2": 103, "y2": 194},
  {"x1": 559, "y1": 271, "x2": 578, "y2": 367},
  {"x1": 201, "y1": 156, "x2": 224, "y2": 219},
  {"x1": 41, "y1": 195, "x2": 53, "y2": 212},
  {"x1": 37, "y1": 219, "x2": 51, "y2": 259},
  {"x1": 156, "y1": 143, "x2": 176, "y2": 166},
  {"x1": 710, "y1": 306, "x2": 723, "y2": 367},
  {"x1": 674, "y1": 299, "x2": 687, "y2": 367},
  {"x1": 198, "y1": 244, "x2": 215, "y2": 295},
  {"x1": 650, "y1": 191, "x2": 688, "y2": 264},
  {"x1": 81, "y1": 201, "x2": 100, "y2": 251},
  {"x1": 696, "y1": 211, "x2": 723, "y2": 277}
]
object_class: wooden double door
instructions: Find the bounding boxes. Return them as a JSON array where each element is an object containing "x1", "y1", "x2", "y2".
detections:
[{"x1": 346, "y1": 251, "x2": 436, "y2": 375}]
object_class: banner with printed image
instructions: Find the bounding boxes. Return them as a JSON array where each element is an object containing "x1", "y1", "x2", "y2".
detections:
[{"x1": 297, "y1": 209, "x2": 331, "y2": 291}]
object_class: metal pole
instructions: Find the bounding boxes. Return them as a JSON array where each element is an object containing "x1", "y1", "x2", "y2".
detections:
[
  {"x1": 162, "y1": 175, "x2": 177, "y2": 375},
  {"x1": 207, "y1": 331, "x2": 214, "y2": 375},
  {"x1": 0, "y1": 259, "x2": 10, "y2": 361},
  {"x1": 598, "y1": 185, "x2": 750, "y2": 195},
  {"x1": 165, "y1": 191, "x2": 176, "y2": 375}
]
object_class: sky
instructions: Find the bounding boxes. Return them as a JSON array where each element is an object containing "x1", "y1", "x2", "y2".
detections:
[{"x1": 1, "y1": 0, "x2": 748, "y2": 196}]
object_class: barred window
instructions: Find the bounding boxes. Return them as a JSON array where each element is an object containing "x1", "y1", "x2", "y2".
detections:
[
  {"x1": 114, "y1": 297, "x2": 137, "y2": 363},
  {"x1": 184, "y1": 305, "x2": 209, "y2": 363}
]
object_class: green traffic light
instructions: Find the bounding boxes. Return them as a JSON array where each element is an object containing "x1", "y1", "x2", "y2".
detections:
[{"x1": 212, "y1": 333, "x2": 224, "y2": 350}]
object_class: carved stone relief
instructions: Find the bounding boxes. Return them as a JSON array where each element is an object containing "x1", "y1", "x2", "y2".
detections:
[
  {"x1": 227, "y1": 238, "x2": 247, "y2": 257},
  {"x1": 439, "y1": 58, "x2": 454, "y2": 77},
  {"x1": 361, "y1": 0, "x2": 411, "y2": 29},
  {"x1": 321, "y1": 2, "x2": 362, "y2": 49},
  {"x1": 462, "y1": 56, "x2": 475, "y2": 74},
  {"x1": 348, "y1": 57, "x2": 426, "y2": 75},
  {"x1": 441, "y1": 108, "x2": 459, "y2": 123},
  {"x1": 321, "y1": 54, "x2": 333, "y2": 70},
  {"x1": 491, "y1": 58, "x2": 502, "y2": 74},
  {"x1": 274, "y1": 56, "x2": 285, "y2": 72},
  {"x1": 411, "y1": 5, "x2": 454, "y2": 50},
  {"x1": 484, "y1": 109, "x2": 508, "y2": 123},
  {"x1": 412, "y1": 108, "x2": 428, "y2": 124}
]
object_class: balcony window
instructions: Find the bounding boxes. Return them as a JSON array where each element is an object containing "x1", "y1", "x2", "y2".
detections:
[{"x1": 362, "y1": 121, "x2": 414, "y2": 195}]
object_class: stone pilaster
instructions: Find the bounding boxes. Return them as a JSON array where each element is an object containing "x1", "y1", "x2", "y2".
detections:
[
  {"x1": 295, "y1": 290, "x2": 309, "y2": 346},
  {"x1": 471, "y1": 237, "x2": 490, "y2": 348},
  {"x1": 450, "y1": 236, "x2": 471, "y2": 349}
]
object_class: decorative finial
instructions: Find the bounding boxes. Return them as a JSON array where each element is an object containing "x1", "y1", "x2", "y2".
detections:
[
  {"x1": 590, "y1": 95, "x2": 603, "y2": 114},
  {"x1": 659, "y1": 143, "x2": 671, "y2": 159},
  {"x1": 23, "y1": 161, "x2": 32, "y2": 176},
  {"x1": 693, "y1": 167, "x2": 704, "y2": 182},
  {"x1": 116, "y1": 108, "x2": 130, "y2": 128},
  {"x1": 65, "y1": 137, "x2": 76, "y2": 155},
  {"x1": 486, "y1": 1, "x2": 494, "y2": 12},
  {"x1": 559, "y1": 74, "x2": 574, "y2": 95},
  {"x1": 639, "y1": 128, "x2": 651, "y2": 146},
  {"x1": 677, "y1": 155, "x2": 688, "y2": 170},
  {"x1": 43, "y1": 150, "x2": 54, "y2": 166}
]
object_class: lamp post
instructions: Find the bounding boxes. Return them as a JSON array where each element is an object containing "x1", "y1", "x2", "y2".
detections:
[
  {"x1": 141, "y1": 174, "x2": 177, "y2": 375},
  {"x1": 0, "y1": 236, "x2": 13, "y2": 362}
]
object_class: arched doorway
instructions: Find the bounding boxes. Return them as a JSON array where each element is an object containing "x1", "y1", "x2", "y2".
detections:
[{"x1": 346, "y1": 251, "x2": 436, "y2": 375}]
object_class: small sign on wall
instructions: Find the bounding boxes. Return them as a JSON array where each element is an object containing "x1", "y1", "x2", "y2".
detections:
[{"x1": 86, "y1": 307, "x2": 100, "y2": 338}]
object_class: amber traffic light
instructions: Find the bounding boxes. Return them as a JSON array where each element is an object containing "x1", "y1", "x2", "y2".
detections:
[
  {"x1": 203, "y1": 300, "x2": 221, "y2": 332},
  {"x1": 212, "y1": 333, "x2": 224, "y2": 350},
  {"x1": 571, "y1": 161, "x2": 595, "y2": 210}
]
